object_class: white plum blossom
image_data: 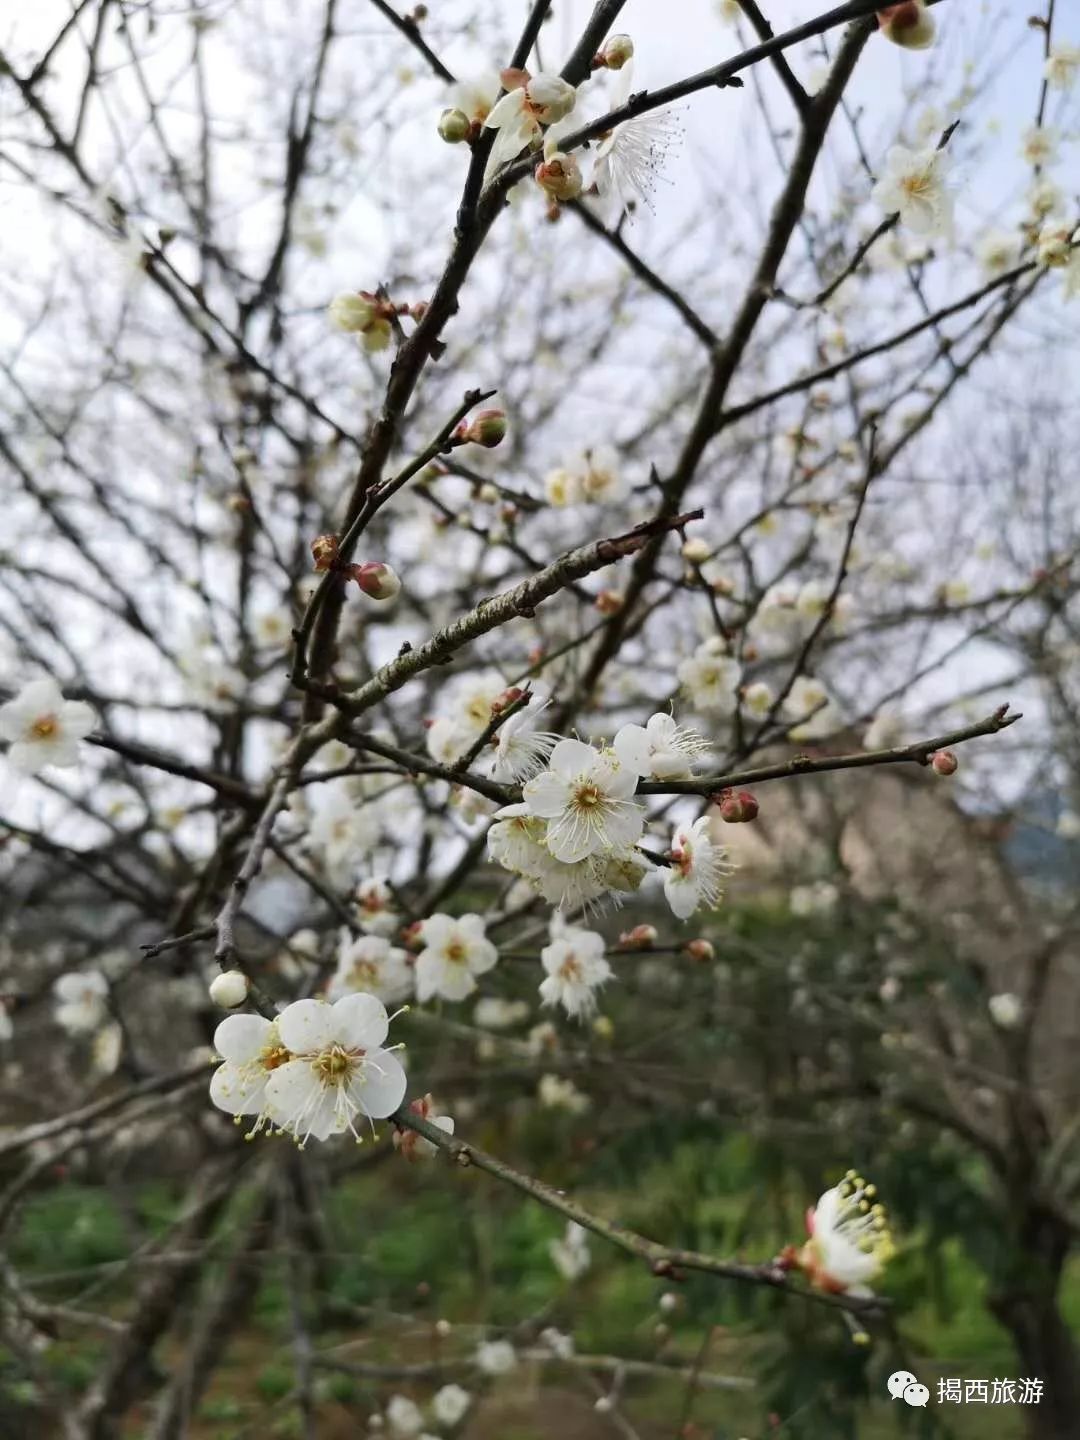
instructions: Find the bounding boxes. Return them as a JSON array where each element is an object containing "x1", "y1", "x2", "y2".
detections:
[
  {"x1": 491, "y1": 695, "x2": 559, "y2": 782},
  {"x1": 386, "y1": 1395, "x2": 425, "y2": 1439},
  {"x1": 592, "y1": 61, "x2": 680, "y2": 219},
  {"x1": 0, "y1": 679, "x2": 96, "y2": 774},
  {"x1": 799, "y1": 1173, "x2": 895, "y2": 1295},
  {"x1": 549, "y1": 1221, "x2": 591, "y2": 1281},
  {"x1": 783, "y1": 676, "x2": 842, "y2": 740},
  {"x1": 209, "y1": 1014, "x2": 289, "y2": 1132},
  {"x1": 53, "y1": 971, "x2": 109, "y2": 1035},
  {"x1": 1045, "y1": 43, "x2": 1080, "y2": 91},
  {"x1": 538, "y1": 1073, "x2": 589, "y2": 1113},
  {"x1": 677, "y1": 645, "x2": 742, "y2": 714},
  {"x1": 663, "y1": 817, "x2": 732, "y2": 920},
  {"x1": 330, "y1": 934, "x2": 412, "y2": 1005},
  {"x1": 976, "y1": 229, "x2": 1017, "y2": 276},
  {"x1": 742, "y1": 681, "x2": 774, "y2": 717},
  {"x1": 475, "y1": 1338, "x2": 518, "y2": 1375},
  {"x1": 474, "y1": 997, "x2": 529, "y2": 1029},
  {"x1": 614, "y1": 712, "x2": 711, "y2": 780},
  {"x1": 539, "y1": 927, "x2": 612, "y2": 1018},
  {"x1": 1021, "y1": 124, "x2": 1059, "y2": 168},
  {"x1": 262, "y1": 995, "x2": 407, "y2": 1145},
  {"x1": 431, "y1": 1384, "x2": 472, "y2": 1427},
  {"x1": 871, "y1": 145, "x2": 953, "y2": 237},
  {"x1": 356, "y1": 876, "x2": 400, "y2": 937},
  {"x1": 523, "y1": 739, "x2": 643, "y2": 864},
  {"x1": 415, "y1": 913, "x2": 498, "y2": 1003},
  {"x1": 309, "y1": 782, "x2": 380, "y2": 885},
  {"x1": 863, "y1": 711, "x2": 907, "y2": 750},
  {"x1": 578, "y1": 446, "x2": 626, "y2": 503},
  {"x1": 544, "y1": 465, "x2": 583, "y2": 507},
  {"x1": 488, "y1": 803, "x2": 552, "y2": 876},
  {"x1": 484, "y1": 71, "x2": 576, "y2": 179},
  {"x1": 426, "y1": 671, "x2": 506, "y2": 763}
]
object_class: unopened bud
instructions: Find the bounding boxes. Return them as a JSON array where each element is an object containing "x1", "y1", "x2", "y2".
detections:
[
  {"x1": 619, "y1": 923, "x2": 657, "y2": 949},
  {"x1": 686, "y1": 938, "x2": 715, "y2": 962},
  {"x1": 311, "y1": 533, "x2": 340, "y2": 571},
  {"x1": 435, "y1": 1318, "x2": 452, "y2": 1337},
  {"x1": 595, "y1": 589, "x2": 623, "y2": 615},
  {"x1": 931, "y1": 749, "x2": 958, "y2": 776},
  {"x1": 681, "y1": 537, "x2": 711, "y2": 564},
  {"x1": 492, "y1": 686, "x2": 526, "y2": 713},
  {"x1": 535, "y1": 151, "x2": 584, "y2": 201},
  {"x1": 438, "y1": 107, "x2": 471, "y2": 143},
  {"x1": 350, "y1": 561, "x2": 401, "y2": 600},
  {"x1": 209, "y1": 970, "x2": 249, "y2": 1008},
  {"x1": 717, "y1": 788, "x2": 759, "y2": 823},
  {"x1": 600, "y1": 33, "x2": 634, "y2": 69},
  {"x1": 876, "y1": 1, "x2": 935, "y2": 48},
  {"x1": 658, "y1": 1291, "x2": 679, "y2": 1313},
  {"x1": 327, "y1": 291, "x2": 377, "y2": 333},
  {"x1": 461, "y1": 408, "x2": 507, "y2": 448}
]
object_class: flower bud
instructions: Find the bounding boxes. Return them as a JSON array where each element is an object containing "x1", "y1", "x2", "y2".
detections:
[
  {"x1": 600, "y1": 34, "x2": 634, "y2": 70},
  {"x1": 681, "y1": 537, "x2": 711, "y2": 563},
  {"x1": 1036, "y1": 222, "x2": 1074, "y2": 268},
  {"x1": 492, "y1": 686, "x2": 526, "y2": 713},
  {"x1": 311, "y1": 533, "x2": 340, "y2": 571},
  {"x1": 930, "y1": 749, "x2": 957, "y2": 776},
  {"x1": 327, "y1": 291, "x2": 377, "y2": 332},
  {"x1": 534, "y1": 151, "x2": 584, "y2": 202},
  {"x1": 438, "y1": 107, "x2": 472, "y2": 144},
  {"x1": 658, "y1": 1291, "x2": 679, "y2": 1313},
  {"x1": 619, "y1": 923, "x2": 657, "y2": 949},
  {"x1": 361, "y1": 317, "x2": 393, "y2": 352},
  {"x1": 351, "y1": 561, "x2": 401, "y2": 601},
  {"x1": 435, "y1": 1318, "x2": 452, "y2": 1337},
  {"x1": 876, "y1": 2, "x2": 935, "y2": 49},
  {"x1": 717, "y1": 788, "x2": 759, "y2": 823},
  {"x1": 686, "y1": 938, "x2": 715, "y2": 962},
  {"x1": 592, "y1": 1014, "x2": 614, "y2": 1040},
  {"x1": 462, "y1": 408, "x2": 507, "y2": 448},
  {"x1": 209, "y1": 970, "x2": 249, "y2": 1008},
  {"x1": 595, "y1": 589, "x2": 623, "y2": 615}
]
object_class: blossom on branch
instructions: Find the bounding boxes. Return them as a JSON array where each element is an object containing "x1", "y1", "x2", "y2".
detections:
[
  {"x1": 871, "y1": 145, "x2": 953, "y2": 237},
  {"x1": 415, "y1": 913, "x2": 498, "y2": 1003},
  {"x1": 483, "y1": 71, "x2": 577, "y2": 180},
  {"x1": 613, "y1": 711, "x2": 711, "y2": 780},
  {"x1": 797, "y1": 1172, "x2": 895, "y2": 1295},
  {"x1": 0, "y1": 679, "x2": 95, "y2": 774},
  {"x1": 539, "y1": 926, "x2": 612, "y2": 1018},
  {"x1": 522, "y1": 739, "x2": 643, "y2": 864},
  {"x1": 663, "y1": 816, "x2": 733, "y2": 920}
]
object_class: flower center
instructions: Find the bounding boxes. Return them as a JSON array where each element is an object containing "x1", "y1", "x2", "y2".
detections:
[
  {"x1": 260, "y1": 1043, "x2": 291, "y2": 1072},
  {"x1": 349, "y1": 960, "x2": 379, "y2": 987},
  {"x1": 31, "y1": 714, "x2": 58, "y2": 739},
  {"x1": 445, "y1": 940, "x2": 468, "y2": 965},
  {"x1": 312, "y1": 1043, "x2": 363, "y2": 1083},
  {"x1": 558, "y1": 954, "x2": 583, "y2": 982},
  {"x1": 900, "y1": 172, "x2": 931, "y2": 199},
  {"x1": 573, "y1": 782, "x2": 603, "y2": 810}
]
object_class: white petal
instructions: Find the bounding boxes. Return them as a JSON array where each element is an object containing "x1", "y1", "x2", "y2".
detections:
[
  {"x1": 214, "y1": 1013, "x2": 273, "y2": 1064},
  {"x1": 349, "y1": 1048, "x2": 407, "y2": 1118},
  {"x1": 523, "y1": 771, "x2": 572, "y2": 818},
  {"x1": 612, "y1": 725, "x2": 651, "y2": 777},
  {"x1": 277, "y1": 999, "x2": 337, "y2": 1053},
  {"x1": 332, "y1": 991, "x2": 390, "y2": 1049},
  {"x1": 210, "y1": 1061, "x2": 265, "y2": 1117},
  {"x1": 549, "y1": 738, "x2": 597, "y2": 778}
]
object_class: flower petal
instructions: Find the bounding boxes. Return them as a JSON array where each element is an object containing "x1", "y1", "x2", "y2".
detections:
[
  {"x1": 277, "y1": 999, "x2": 337, "y2": 1054},
  {"x1": 214, "y1": 1013, "x2": 273, "y2": 1064},
  {"x1": 331, "y1": 992, "x2": 389, "y2": 1050},
  {"x1": 349, "y1": 1048, "x2": 407, "y2": 1118}
]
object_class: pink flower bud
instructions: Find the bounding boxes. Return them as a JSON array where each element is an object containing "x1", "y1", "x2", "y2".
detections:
[
  {"x1": 876, "y1": 1, "x2": 935, "y2": 49},
  {"x1": 348, "y1": 561, "x2": 401, "y2": 601},
  {"x1": 686, "y1": 939, "x2": 715, "y2": 962},
  {"x1": 619, "y1": 924, "x2": 657, "y2": 949},
  {"x1": 717, "y1": 789, "x2": 759, "y2": 823},
  {"x1": 462, "y1": 409, "x2": 507, "y2": 448},
  {"x1": 931, "y1": 749, "x2": 958, "y2": 776}
]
